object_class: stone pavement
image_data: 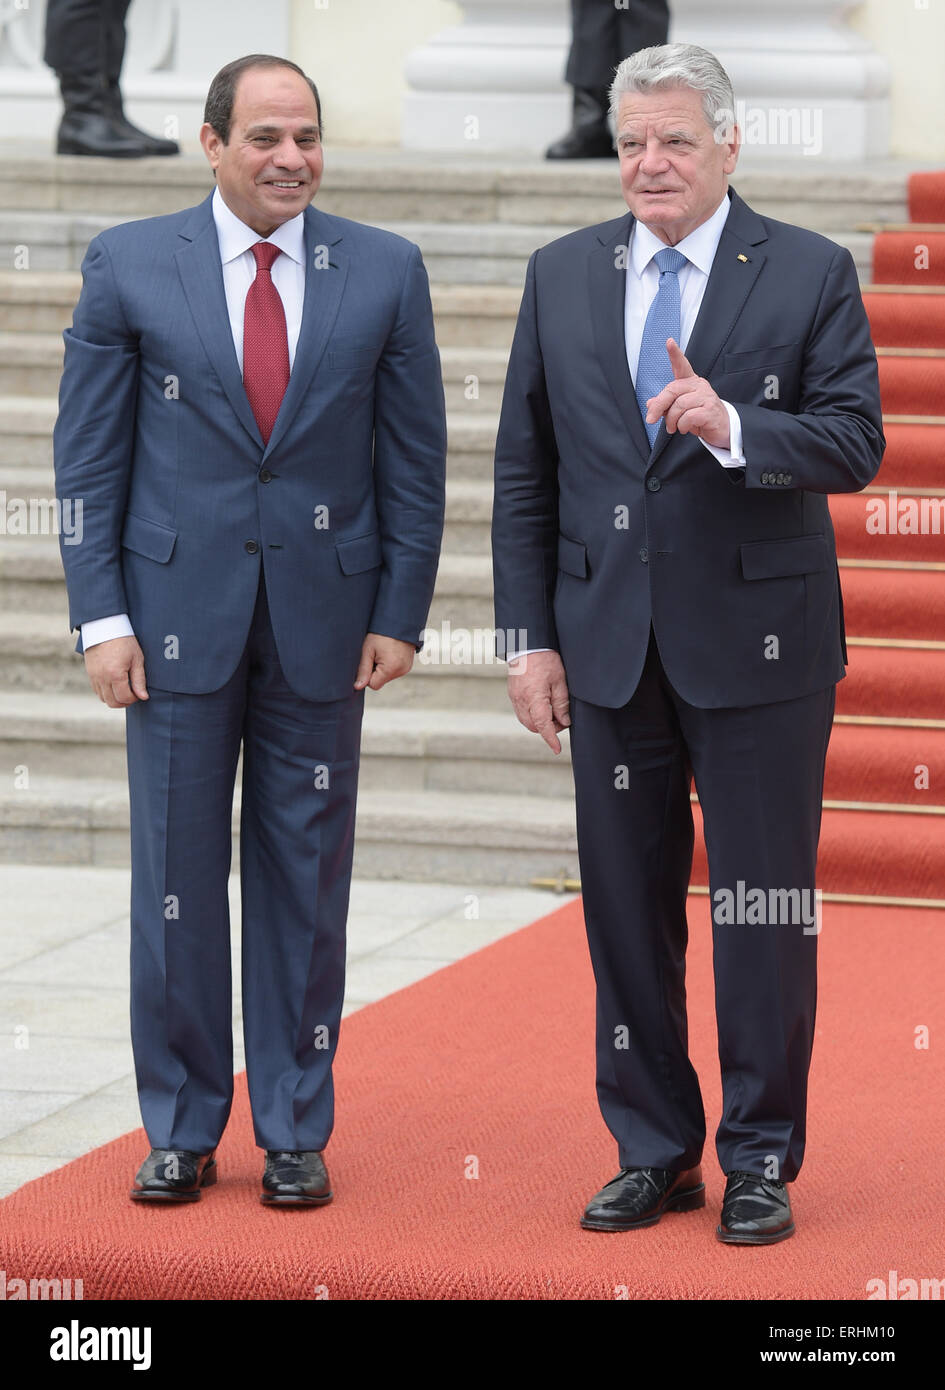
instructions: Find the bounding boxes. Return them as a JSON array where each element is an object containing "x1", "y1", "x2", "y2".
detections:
[{"x1": 0, "y1": 865, "x2": 575, "y2": 1197}]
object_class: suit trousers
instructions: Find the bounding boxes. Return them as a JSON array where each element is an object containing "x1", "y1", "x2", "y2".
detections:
[
  {"x1": 567, "y1": 623, "x2": 835, "y2": 1181},
  {"x1": 565, "y1": 0, "x2": 670, "y2": 91},
  {"x1": 44, "y1": 0, "x2": 131, "y2": 80},
  {"x1": 124, "y1": 567, "x2": 365, "y2": 1153}
]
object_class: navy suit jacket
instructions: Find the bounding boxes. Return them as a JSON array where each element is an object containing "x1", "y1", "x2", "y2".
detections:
[
  {"x1": 492, "y1": 186, "x2": 885, "y2": 709},
  {"x1": 54, "y1": 192, "x2": 447, "y2": 701}
]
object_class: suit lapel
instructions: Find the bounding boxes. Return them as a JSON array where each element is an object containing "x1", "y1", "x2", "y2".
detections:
[
  {"x1": 262, "y1": 205, "x2": 349, "y2": 458},
  {"x1": 589, "y1": 213, "x2": 653, "y2": 466},
  {"x1": 647, "y1": 186, "x2": 768, "y2": 468},
  {"x1": 174, "y1": 193, "x2": 263, "y2": 449}
]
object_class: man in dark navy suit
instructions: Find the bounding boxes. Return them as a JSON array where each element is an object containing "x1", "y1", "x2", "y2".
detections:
[
  {"x1": 54, "y1": 55, "x2": 446, "y2": 1206},
  {"x1": 493, "y1": 43, "x2": 883, "y2": 1243}
]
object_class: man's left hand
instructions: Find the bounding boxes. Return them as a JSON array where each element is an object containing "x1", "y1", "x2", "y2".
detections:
[
  {"x1": 354, "y1": 633, "x2": 416, "y2": 691},
  {"x1": 646, "y1": 339, "x2": 730, "y2": 448}
]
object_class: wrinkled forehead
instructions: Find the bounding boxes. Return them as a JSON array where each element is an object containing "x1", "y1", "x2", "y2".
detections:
[{"x1": 615, "y1": 87, "x2": 712, "y2": 137}]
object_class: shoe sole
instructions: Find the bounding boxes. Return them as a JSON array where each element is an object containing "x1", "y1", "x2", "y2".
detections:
[
  {"x1": 129, "y1": 1159, "x2": 217, "y2": 1203},
  {"x1": 716, "y1": 1222, "x2": 795, "y2": 1245},
  {"x1": 580, "y1": 1182, "x2": 706, "y2": 1231},
  {"x1": 259, "y1": 1190, "x2": 333, "y2": 1207}
]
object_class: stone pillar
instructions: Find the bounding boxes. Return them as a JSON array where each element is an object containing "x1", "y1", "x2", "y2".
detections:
[
  {"x1": 402, "y1": 0, "x2": 889, "y2": 159},
  {"x1": 0, "y1": 0, "x2": 290, "y2": 151}
]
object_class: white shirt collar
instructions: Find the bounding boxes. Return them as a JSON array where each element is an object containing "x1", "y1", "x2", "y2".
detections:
[
  {"x1": 211, "y1": 185, "x2": 305, "y2": 266},
  {"x1": 630, "y1": 192, "x2": 732, "y2": 279}
]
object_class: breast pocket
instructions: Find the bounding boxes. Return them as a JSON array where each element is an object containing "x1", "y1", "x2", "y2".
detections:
[
  {"x1": 328, "y1": 346, "x2": 380, "y2": 372},
  {"x1": 722, "y1": 342, "x2": 799, "y2": 374}
]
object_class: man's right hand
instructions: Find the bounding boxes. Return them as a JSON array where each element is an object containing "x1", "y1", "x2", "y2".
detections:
[
  {"x1": 506, "y1": 650, "x2": 570, "y2": 754},
  {"x1": 84, "y1": 636, "x2": 149, "y2": 707}
]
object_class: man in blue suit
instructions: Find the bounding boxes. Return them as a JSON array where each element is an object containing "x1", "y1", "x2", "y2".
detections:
[
  {"x1": 54, "y1": 54, "x2": 446, "y2": 1205},
  {"x1": 492, "y1": 44, "x2": 883, "y2": 1242}
]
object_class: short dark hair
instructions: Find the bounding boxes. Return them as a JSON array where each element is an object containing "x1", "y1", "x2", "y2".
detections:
[{"x1": 204, "y1": 54, "x2": 322, "y2": 144}]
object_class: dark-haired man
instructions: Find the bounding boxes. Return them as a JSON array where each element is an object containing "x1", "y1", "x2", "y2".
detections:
[{"x1": 54, "y1": 55, "x2": 447, "y2": 1205}]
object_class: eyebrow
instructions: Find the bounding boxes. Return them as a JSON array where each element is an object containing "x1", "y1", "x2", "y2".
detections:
[
  {"x1": 245, "y1": 124, "x2": 321, "y2": 137},
  {"x1": 617, "y1": 127, "x2": 696, "y2": 141}
]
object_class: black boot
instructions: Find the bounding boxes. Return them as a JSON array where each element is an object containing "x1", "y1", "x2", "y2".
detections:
[
  {"x1": 104, "y1": 78, "x2": 180, "y2": 155},
  {"x1": 545, "y1": 87, "x2": 616, "y2": 159},
  {"x1": 54, "y1": 71, "x2": 155, "y2": 157}
]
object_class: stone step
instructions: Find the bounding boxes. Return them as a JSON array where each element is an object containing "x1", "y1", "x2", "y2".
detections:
[
  {"x1": 0, "y1": 610, "x2": 512, "y2": 705},
  {"x1": 0, "y1": 692, "x2": 569, "y2": 795},
  {"x1": 0, "y1": 331, "x2": 64, "y2": 396},
  {"x1": 0, "y1": 147, "x2": 909, "y2": 232},
  {"x1": 0, "y1": 272, "x2": 82, "y2": 334},
  {"x1": 0, "y1": 774, "x2": 580, "y2": 885},
  {"x1": 0, "y1": 209, "x2": 875, "y2": 284}
]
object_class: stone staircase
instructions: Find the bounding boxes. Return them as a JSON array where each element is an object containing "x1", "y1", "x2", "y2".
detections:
[{"x1": 0, "y1": 149, "x2": 912, "y2": 884}]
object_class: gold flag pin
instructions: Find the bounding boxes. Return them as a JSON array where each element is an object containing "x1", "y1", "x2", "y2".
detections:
[{"x1": 737, "y1": 253, "x2": 749, "y2": 262}]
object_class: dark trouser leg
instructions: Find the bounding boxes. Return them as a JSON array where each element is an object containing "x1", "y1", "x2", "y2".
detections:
[
  {"x1": 675, "y1": 677, "x2": 836, "y2": 1182},
  {"x1": 124, "y1": 642, "x2": 247, "y2": 1152},
  {"x1": 238, "y1": 580, "x2": 364, "y2": 1151},
  {"x1": 564, "y1": 0, "x2": 670, "y2": 90},
  {"x1": 568, "y1": 628, "x2": 706, "y2": 1170},
  {"x1": 549, "y1": 0, "x2": 670, "y2": 157}
]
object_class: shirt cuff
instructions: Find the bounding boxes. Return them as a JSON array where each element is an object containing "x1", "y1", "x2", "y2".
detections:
[
  {"x1": 507, "y1": 647, "x2": 554, "y2": 665},
  {"x1": 699, "y1": 401, "x2": 746, "y2": 468},
  {"x1": 80, "y1": 614, "x2": 135, "y2": 650}
]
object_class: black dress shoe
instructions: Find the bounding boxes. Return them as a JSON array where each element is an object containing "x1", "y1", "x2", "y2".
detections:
[
  {"x1": 545, "y1": 86, "x2": 617, "y2": 160},
  {"x1": 130, "y1": 1148, "x2": 217, "y2": 1202},
  {"x1": 717, "y1": 1170, "x2": 795, "y2": 1244},
  {"x1": 261, "y1": 1150, "x2": 332, "y2": 1206},
  {"x1": 581, "y1": 1165, "x2": 705, "y2": 1230},
  {"x1": 104, "y1": 80, "x2": 180, "y2": 156}
]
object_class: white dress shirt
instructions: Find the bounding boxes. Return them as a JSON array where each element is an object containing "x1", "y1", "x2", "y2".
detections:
[
  {"x1": 508, "y1": 193, "x2": 746, "y2": 664},
  {"x1": 81, "y1": 187, "x2": 307, "y2": 651}
]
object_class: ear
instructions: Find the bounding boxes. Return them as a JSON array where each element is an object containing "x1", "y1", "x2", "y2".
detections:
[
  {"x1": 199, "y1": 121, "x2": 223, "y2": 171},
  {"x1": 723, "y1": 124, "x2": 740, "y2": 175}
]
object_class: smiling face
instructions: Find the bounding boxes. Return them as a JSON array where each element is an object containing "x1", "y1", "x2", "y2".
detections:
[
  {"x1": 615, "y1": 85, "x2": 739, "y2": 245},
  {"x1": 199, "y1": 66, "x2": 323, "y2": 237}
]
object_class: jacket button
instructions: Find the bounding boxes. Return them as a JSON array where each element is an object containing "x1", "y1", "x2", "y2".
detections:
[
  {"x1": 259, "y1": 468, "x2": 272, "y2": 483},
  {"x1": 647, "y1": 477, "x2": 661, "y2": 491},
  {"x1": 639, "y1": 547, "x2": 648, "y2": 563},
  {"x1": 245, "y1": 540, "x2": 259, "y2": 554}
]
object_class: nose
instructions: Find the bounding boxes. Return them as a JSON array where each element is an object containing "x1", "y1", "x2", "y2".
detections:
[
  {"x1": 638, "y1": 140, "x2": 670, "y2": 175},
  {"x1": 271, "y1": 136, "x2": 307, "y2": 170}
]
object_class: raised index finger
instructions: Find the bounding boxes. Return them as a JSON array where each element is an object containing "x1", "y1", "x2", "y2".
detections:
[{"x1": 667, "y1": 338, "x2": 695, "y2": 379}]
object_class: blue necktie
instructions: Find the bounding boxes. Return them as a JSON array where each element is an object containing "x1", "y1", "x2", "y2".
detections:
[{"x1": 635, "y1": 247, "x2": 688, "y2": 447}]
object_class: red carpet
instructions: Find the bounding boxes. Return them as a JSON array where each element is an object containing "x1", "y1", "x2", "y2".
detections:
[{"x1": 1, "y1": 895, "x2": 942, "y2": 1300}]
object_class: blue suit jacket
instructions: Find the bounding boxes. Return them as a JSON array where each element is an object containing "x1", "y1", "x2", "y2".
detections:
[
  {"x1": 492, "y1": 187, "x2": 885, "y2": 709},
  {"x1": 54, "y1": 192, "x2": 447, "y2": 701}
]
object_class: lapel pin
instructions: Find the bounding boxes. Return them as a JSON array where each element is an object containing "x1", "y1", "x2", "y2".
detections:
[{"x1": 737, "y1": 253, "x2": 749, "y2": 262}]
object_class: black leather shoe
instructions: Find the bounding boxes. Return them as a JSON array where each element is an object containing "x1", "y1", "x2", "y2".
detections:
[
  {"x1": 717, "y1": 1170, "x2": 795, "y2": 1244},
  {"x1": 545, "y1": 86, "x2": 616, "y2": 159},
  {"x1": 130, "y1": 1148, "x2": 217, "y2": 1202},
  {"x1": 104, "y1": 80, "x2": 180, "y2": 155},
  {"x1": 581, "y1": 1165, "x2": 705, "y2": 1230},
  {"x1": 261, "y1": 1150, "x2": 332, "y2": 1206}
]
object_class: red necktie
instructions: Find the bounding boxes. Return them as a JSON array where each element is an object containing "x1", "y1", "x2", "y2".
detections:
[{"x1": 243, "y1": 241, "x2": 290, "y2": 444}]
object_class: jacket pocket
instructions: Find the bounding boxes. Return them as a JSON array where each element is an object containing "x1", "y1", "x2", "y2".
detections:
[
  {"x1": 740, "y1": 533, "x2": 829, "y2": 580},
  {"x1": 328, "y1": 346, "x2": 378, "y2": 371},
  {"x1": 557, "y1": 533, "x2": 588, "y2": 578},
  {"x1": 336, "y1": 530, "x2": 383, "y2": 574},
  {"x1": 120, "y1": 511, "x2": 177, "y2": 563},
  {"x1": 723, "y1": 342, "x2": 799, "y2": 373}
]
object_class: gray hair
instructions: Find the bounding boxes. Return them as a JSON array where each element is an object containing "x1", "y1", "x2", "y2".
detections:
[{"x1": 609, "y1": 43, "x2": 735, "y2": 138}]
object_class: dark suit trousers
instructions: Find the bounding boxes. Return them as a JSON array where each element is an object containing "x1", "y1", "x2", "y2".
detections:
[
  {"x1": 44, "y1": 0, "x2": 131, "y2": 80},
  {"x1": 568, "y1": 623, "x2": 835, "y2": 1181},
  {"x1": 565, "y1": 0, "x2": 670, "y2": 91},
  {"x1": 124, "y1": 569, "x2": 364, "y2": 1152}
]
